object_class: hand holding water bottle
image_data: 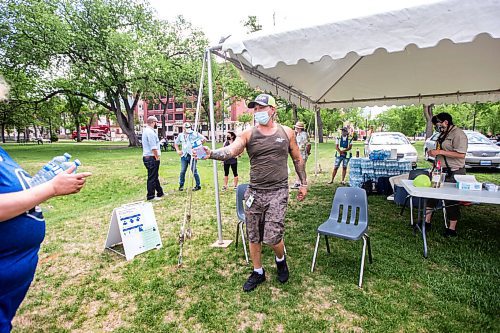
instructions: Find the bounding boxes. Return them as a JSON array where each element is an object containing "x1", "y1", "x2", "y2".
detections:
[{"x1": 50, "y1": 164, "x2": 92, "y2": 196}]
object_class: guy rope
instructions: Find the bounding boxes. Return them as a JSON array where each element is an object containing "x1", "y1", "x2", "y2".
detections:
[{"x1": 178, "y1": 52, "x2": 206, "y2": 266}]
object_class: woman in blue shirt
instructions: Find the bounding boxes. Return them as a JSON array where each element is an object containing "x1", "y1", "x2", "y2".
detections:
[{"x1": 0, "y1": 81, "x2": 92, "y2": 332}]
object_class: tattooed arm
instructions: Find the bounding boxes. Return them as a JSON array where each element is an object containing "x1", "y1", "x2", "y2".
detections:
[
  {"x1": 195, "y1": 129, "x2": 250, "y2": 161},
  {"x1": 209, "y1": 137, "x2": 246, "y2": 160}
]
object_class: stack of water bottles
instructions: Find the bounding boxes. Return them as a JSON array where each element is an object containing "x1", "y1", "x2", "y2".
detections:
[
  {"x1": 30, "y1": 153, "x2": 81, "y2": 187},
  {"x1": 348, "y1": 150, "x2": 412, "y2": 188}
]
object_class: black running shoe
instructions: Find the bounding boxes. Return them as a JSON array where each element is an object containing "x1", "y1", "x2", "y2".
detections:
[
  {"x1": 192, "y1": 185, "x2": 201, "y2": 191},
  {"x1": 243, "y1": 270, "x2": 266, "y2": 292},
  {"x1": 178, "y1": 187, "x2": 184, "y2": 191},
  {"x1": 276, "y1": 258, "x2": 289, "y2": 283},
  {"x1": 443, "y1": 228, "x2": 457, "y2": 237},
  {"x1": 424, "y1": 222, "x2": 432, "y2": 232}
]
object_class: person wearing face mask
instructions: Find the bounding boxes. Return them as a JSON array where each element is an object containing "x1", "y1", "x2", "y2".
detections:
[
  {"x1": 291, "y1": 121, "x2": 310, "y2": 189},
  {"x1": 193, "y1": 93, "x2": 307, "y2": 292},
  {"x1": 174, "y1": 122, "x2": 206, "y2": 191},
  {"x1": 222, "y1": 131, "x2": 239, "y2": 191},
  {"x1": 142, "y1": 116, "x2": 164, "y2": 201},
  {"x1": 327, "y1": 127, "x2": 352, "y2": 185},
  {"x1": 425, "y1": 112, "x2": 467, "y2": 237}
]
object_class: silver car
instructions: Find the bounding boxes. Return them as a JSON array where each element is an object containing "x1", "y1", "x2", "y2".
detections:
[
  {"x1": 424, "y1": 130, "x2": 500, "y2": 169},
  {"x1": 365, "y1": 132, "x2": 418, "y2": 167}
]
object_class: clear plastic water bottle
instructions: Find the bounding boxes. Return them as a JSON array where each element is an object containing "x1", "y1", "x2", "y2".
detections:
[
  {"x1": 61, "y1": 159, "x2": 81, "y2": 173},
  {"x1": 30, "y1": 162, "x2": 63, "y2": 187},
  {"x1": 52, "y1": 153, "x2": 72, "y2": 166},
  {"x1": 29, "y1": 153, "x2": 72, "y2": 187},
  {"x1": 192, "y1": 140, "x2": 206, "y2": 159}
]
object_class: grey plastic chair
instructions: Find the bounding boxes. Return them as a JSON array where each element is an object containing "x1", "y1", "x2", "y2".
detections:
[
  {"x1": 235, "y1": 183, "x2": 249, "y2": 263},
  {"x1": 311, "y1": 187, "x2": 373, "y2": 287}
]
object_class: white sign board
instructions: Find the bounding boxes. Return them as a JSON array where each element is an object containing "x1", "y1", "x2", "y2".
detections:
[{"x1": 104, "y1": 201, "x2": 162, "y2": 260}]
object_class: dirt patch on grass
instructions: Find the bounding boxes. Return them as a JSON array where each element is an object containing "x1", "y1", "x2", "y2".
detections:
[
  {"x1": 237, "y1": 310, "x2": 267, "y2": 332},
  {"x1": 299, "y1": 284, "x2": 363, "y2": 332}
]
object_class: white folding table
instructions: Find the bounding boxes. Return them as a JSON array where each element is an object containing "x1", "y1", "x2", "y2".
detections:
[{"x1": 400, "y1": 180, "x2": 500, "y2": 258}]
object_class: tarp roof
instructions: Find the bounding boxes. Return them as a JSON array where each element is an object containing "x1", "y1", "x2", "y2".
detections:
[{"x1": 218, "y1": 0, "x2": 500, "y2": 108}]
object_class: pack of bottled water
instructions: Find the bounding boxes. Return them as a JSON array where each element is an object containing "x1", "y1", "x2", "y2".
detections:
[
  {"x1": 398, "y1": 159, "x2": 412, "y2": 173},
  {"x1": 369, "y1": 150, "x2": 391, "y2": 161},
  {"x1": 30, "y1": 153, "x2": 82, "y2": 187},
  {"x1": 350, "y1": 158, "x2": 362, "y2": 169},
  {"x1": 360, "y1": 158, "x2": 373, "y2": 169}
]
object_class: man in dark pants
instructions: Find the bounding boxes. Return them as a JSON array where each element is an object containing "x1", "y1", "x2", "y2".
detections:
[{"x1": 142, "y1": 116, "x2": 164, "y2": 201}]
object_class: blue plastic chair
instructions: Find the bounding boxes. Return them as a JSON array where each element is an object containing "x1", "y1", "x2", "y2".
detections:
[
  {"x1": 311, "y1": 187, "x2": 373, "y2": 287},
  {"x1": 235, "y1": 183, "x2": 249, "y2": 263}
]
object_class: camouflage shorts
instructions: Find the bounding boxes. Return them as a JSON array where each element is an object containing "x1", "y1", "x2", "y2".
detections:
[{"x1": 244, "y1": 187, "x2": 289, "y2": 245}]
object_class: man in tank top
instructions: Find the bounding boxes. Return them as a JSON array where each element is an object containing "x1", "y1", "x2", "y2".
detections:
[{"x1": 194, "y1": 93, "x2": 307, "y2": 292}]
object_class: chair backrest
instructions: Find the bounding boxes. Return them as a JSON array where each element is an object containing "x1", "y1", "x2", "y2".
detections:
[
  {"x1": 409, "y1": 168, "x2": 429, "y2": 180},
  {"x1": 329, "y1": 187, "x2": 368, "y2": 226},
  {"x1": 236, "y1": 183, "x2": 249, "y2": 222}
]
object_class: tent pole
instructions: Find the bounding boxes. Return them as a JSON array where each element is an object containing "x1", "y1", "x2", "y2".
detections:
[
  {"x1": 314, "y1": 105, "x2": 319, "y2": 176},
  {"x1": 206, "y1": 49, "x2": 232, "y2": 248}
]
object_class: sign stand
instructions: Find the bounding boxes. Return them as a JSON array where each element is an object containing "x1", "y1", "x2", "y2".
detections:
[{"x1": 104, "y1": 201, "x2": 162, "y2": 260}]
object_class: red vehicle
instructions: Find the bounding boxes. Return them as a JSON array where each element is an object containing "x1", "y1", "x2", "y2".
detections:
[{"x1": 72, "y1": 125, "x2": 110, "y2": 140}]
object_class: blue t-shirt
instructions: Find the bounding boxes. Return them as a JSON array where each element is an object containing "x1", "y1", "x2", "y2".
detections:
[{"x1": 0, "y1": 147, "x2": 45, "y2": 296}]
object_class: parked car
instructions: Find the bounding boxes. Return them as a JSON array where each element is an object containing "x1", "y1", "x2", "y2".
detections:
[
  {"x1": 365, "y1": 132, "x2": 418, "y2": 167},
  {"x1": 424, "y1": 130, "x2": 500, "y2": 169}
]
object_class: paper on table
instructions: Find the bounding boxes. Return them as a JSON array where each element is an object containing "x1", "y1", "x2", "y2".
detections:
[{"x1": 454, "y1": 175, "x2": 479, "y2": 183}]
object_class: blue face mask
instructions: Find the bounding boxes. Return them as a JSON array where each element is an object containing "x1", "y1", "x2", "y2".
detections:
[{"x1": 254, "y1": 110, "x2": 270, "y2": 125}]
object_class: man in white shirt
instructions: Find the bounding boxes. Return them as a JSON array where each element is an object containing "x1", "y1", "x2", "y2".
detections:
[
  {"x1": 174, "y1": 122, "x2": 206, "y2": 191},
  {"x1": 142, "y1": 116, "x2": 164, "y2": 201}
]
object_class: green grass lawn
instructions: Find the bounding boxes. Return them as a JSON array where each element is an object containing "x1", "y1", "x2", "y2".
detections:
[{"x1": 3, "y1": 141, "x2": 500, "y2": 332}]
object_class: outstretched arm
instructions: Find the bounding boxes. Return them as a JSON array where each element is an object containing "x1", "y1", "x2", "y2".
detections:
[
  {"x1": 0, "y1": 166, "x2": 92, "y2": 222},
  {"x1": 195, "y1": 129, "x2": 250, "y2": 161},
  {"x1": 209, "y1": 136, "x2": 246, "y2": 161}
]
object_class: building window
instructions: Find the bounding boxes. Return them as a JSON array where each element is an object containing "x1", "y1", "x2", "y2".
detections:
[
  {"x1": 202, "y1": 125, "x2": 208, "y2": 131},
  {"x1": 174, "y1": 114, "x2": 183, "y2": 120},
  {"x1": 167, "y1": 102, "x2": 173, "y2": 109},
  {"x1": 175, "y1": 102, "x2": 183, "y2": 109},
  {"x1": 186, "y1": 102, "x2": 193, "y2": 108},
  {"x1": 177, "y1": 126, "x2": 183, "y2": 133},
  {"x1": 167, "y1": 114, "x2": 173, "y2": 120},
  {"x1": 168, "y1": 126, "x2": 173, "y2": 131}
]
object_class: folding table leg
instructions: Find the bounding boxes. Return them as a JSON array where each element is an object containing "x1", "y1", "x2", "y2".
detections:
[{"x1": 421, "y1": 198, "x2": 428, "y2": 258}]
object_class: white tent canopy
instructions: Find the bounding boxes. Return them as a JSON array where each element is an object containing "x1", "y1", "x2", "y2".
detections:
[{"x1": 217, "y1": 0, "x2": 500, "y2": 108}]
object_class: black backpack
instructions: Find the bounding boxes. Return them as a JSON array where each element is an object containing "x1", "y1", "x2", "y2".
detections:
[
  {"x1": 377, "y1": 176, "x2": 393, "y2": 196},
  {"x1": 361, "y1": 175, "x2": 375, "y2": 195}
]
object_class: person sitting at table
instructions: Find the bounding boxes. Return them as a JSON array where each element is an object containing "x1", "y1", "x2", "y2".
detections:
[{"x1": 425, "y1": 112, "x2": 467, "y2": 237}]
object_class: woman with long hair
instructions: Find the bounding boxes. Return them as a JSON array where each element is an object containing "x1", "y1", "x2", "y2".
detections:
[{"x1": 222, "y1": 131, "x2": 238, "y2": 190}]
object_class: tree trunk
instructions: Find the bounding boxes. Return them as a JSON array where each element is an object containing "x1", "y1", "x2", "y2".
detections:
[
  {"x1": 423, "y1": 104, "x2": 434, "y2": 139},
  {"x1": 292, "y1": 104, "x2": 298, "y2": 124},
  {"x1": 111, "y1": 92, "x2": 139, "y2": 146},
  {"x1": 1, "y1": 123, "x2": 5, "y2": 143},
  {"x1": 316, "y1": 109, "x2": 324, "y2": 143},
  {"x1": 161, "y1": 92, "x2": 170, "y2": 138}
]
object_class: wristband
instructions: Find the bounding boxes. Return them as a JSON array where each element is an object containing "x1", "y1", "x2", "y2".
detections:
[{"x1": 300, "y1": 184, "x2": 308, "y2": 188}]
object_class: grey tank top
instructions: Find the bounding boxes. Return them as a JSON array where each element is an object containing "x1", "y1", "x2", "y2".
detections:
[{"x1": 246, "y1": 124, "x2": 290, "y2": 190}]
